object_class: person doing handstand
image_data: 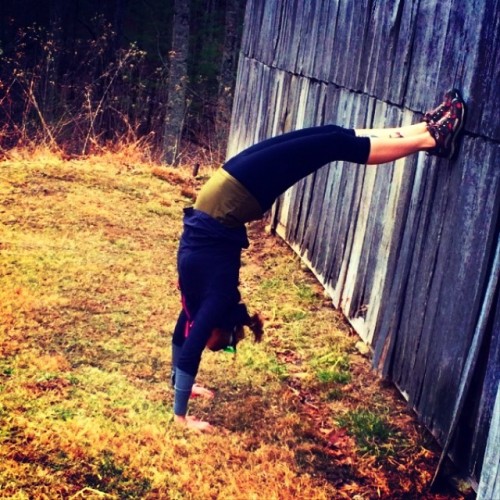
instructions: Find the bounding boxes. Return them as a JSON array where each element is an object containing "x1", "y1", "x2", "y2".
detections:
[{"x1": 171, "y1": 90, "x2": 466, "y2": 432}]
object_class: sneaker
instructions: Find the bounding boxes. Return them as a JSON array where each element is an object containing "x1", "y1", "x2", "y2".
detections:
[
  {"x1": 426, "y1": 94, "x2": 466, "y2": 159},
  {"x1": 423, "y1": 89, "x2": 461, "y2": 124}
]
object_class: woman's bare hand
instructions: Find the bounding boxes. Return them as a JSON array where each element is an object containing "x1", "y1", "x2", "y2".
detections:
[
  {"x1": 190, "y1": 383, "x2": 215, "y2": 399},
  {"x1": 174, "y1": 414, "x2": 213, "y2": 433}
]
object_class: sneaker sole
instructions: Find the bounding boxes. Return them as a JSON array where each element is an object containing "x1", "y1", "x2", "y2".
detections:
[{"x1": 446, "y1": 97, "x2": 466, "y2": 160}]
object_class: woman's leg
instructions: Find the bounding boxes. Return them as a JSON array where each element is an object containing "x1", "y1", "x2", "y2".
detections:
[
  {"x1": 356, "y1": 122, "x2": 428, "y2": 139},
  {"x1": 231, "y1": 124, "x2": 353, "y2": 160},
  {"x1": 366, "y1": 132, "x2": 435, "y2": 164},
  {"x1": 366, "y1": 96, "x2": 465, "y2": 163},
  {"x1": 226, "y1": 101, "x2": 462, "y2": 211},
  {"x1": 225, "y1": 130, "x2": 371, "y2": 212}
]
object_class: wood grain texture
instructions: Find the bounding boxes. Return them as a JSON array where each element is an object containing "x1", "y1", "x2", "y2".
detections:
[{"x1": 228, "y1": 0, "x2": 500, "y2": 488}]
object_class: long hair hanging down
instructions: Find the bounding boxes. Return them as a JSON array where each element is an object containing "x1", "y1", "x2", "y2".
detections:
[{"x1": 245, "y1": 313, "x2": 264, "y2": 343}]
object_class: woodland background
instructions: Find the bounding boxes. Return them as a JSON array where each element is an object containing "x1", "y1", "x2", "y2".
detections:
[{"x1": 0, "y1": 0, "x2": 246, "y2": 162}]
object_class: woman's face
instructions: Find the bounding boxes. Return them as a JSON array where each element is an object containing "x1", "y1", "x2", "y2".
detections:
[
  {"x1": 206, "y1": 327, "x2": 230, "y2": 351},
  {"x1": 206, "y1": 326, "x2": 243, "y2": 352}
]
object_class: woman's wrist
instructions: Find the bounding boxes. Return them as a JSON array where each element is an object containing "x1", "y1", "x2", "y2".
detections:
[{"x1": 173, "y1": 368, "x2": 195, "y2": 415}]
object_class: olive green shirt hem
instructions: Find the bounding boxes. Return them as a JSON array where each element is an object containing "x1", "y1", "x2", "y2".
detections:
[{"x1": 194, "y1": 168, "x2": 263, "y2": 227}]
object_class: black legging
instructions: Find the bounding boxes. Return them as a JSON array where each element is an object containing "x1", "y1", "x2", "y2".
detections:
[{"x1": 224, "y1": 125, "x2": 370, "y2": 212}]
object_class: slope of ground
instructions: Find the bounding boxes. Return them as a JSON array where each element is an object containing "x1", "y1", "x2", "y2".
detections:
[{"x1": 0, "y1": 151, "x2": 469, "y2": 498}]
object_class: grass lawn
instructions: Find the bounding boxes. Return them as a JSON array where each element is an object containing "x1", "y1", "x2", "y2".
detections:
[{"x1": 0, "y1": 149, "x2": 463, "y2": 499}]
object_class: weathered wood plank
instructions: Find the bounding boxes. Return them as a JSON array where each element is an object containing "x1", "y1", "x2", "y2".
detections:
[
  {"x1": 477, "y1": 291, "x2": 500, "y2": 499},
  {"x1": 240, "y1": 0, "x2": 499, "y2": 139},
  {"x1": 468, "y1": 288, "x2": 500, "y2": 479},
  {"x1": 478, "y1": 382, "x2": 500, "y2": 500},
  {"x1": 231, "y1": 0, "x2": 500, "y2": 487}
]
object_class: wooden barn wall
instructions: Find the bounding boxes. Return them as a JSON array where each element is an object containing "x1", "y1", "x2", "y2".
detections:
[{"x1": 227, "y1": 0, "x2": 500, "y2": 489}]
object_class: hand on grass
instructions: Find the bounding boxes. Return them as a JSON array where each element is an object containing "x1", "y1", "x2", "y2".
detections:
[
  {"x1": 191, "y1": 383, "x2": 215, "y2": 399},
  {"x1": 175, "y1": 414, "x2": 213, "y2": 433}
]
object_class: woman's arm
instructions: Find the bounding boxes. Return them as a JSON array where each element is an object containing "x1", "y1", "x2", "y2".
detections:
[{"x1": 173, "y1": 294, "x2": 235, "y2": 431}]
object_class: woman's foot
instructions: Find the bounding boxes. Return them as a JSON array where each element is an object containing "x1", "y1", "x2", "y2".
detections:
[
  {"x1": 423, "y1": 89, "x2": 461, "y2": 124},
  {"x1": 426, "y1": 93, "x2": 465, "y2": 159}
]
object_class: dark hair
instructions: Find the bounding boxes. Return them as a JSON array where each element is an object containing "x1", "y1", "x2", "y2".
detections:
[
  {"x1": 222, "y1": 303, "x2": 264, "y2": 344},
  {"x1": 243, "y1": 312, "x2": 264, "y2": 343}
]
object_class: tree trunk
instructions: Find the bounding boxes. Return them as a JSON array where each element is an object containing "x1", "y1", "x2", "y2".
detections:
[
  {"x1": 163, "y1": 0, "x2": 190, "y2": 166},
  {"x1": 216, "y1": 0, "x2": 245, "y2": 158}
]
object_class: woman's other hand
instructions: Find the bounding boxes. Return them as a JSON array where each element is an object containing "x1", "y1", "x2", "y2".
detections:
[
  {"x1": 174, "y1": 414, "x2": 213, "y2": 432},
  {"x1": 191, "y1": 383, "x2": 215, "y2": 399}
]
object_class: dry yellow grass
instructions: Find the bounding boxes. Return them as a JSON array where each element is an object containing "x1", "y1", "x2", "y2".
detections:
[{"x1": 0, "y1": 150, "x2": 464, "y2": 499}]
